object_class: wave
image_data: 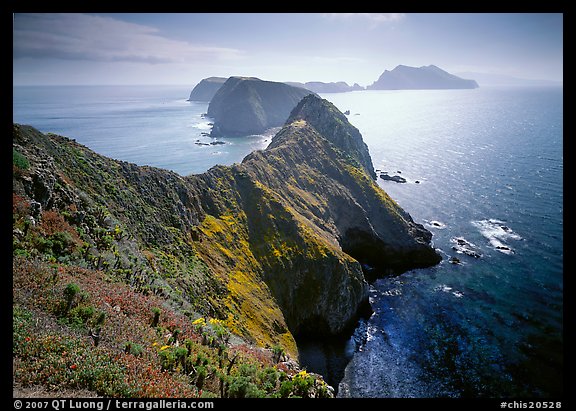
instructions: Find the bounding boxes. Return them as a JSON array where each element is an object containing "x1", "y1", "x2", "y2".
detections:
[
  {"x1": 433, "y1": 284, "x2": 464, "y2": 298},
  {"x1": 424, "y1": 219, "x2": 447, "y2": 229},
  {"x1": 192, "y1": 121, "x2": 213, "y2": 130},
  {"x1": 472, "y1": 218, "x2": 522, "y2": 255}
]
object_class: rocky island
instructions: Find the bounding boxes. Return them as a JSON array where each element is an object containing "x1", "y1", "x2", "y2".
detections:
[
  {"x1": 286, "y1": 81, "x2": 364, "y2": 93},
  {"x1": 368, "y1": 64, "x2": 479, "y2": 90},
  {"x1": 188, "y1": 76, "x2": 227, "y2": 102},
  {"x1": 13, "y1": 95, "x2": 440, "y2": 397},
  {"x1": 207, "y1": 77, "x2": 315, "y2": 136}
]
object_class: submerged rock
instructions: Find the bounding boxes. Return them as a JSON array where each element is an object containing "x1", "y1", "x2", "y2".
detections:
[
  {"x1": 380, "y1": 174, "x2": 407, "y2": 183},
  {"x1": 450, "y1": 237, "x2": 482, "y2": 258}
]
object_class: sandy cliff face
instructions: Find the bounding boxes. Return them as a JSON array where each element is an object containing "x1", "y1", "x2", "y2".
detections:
[{"x1": 12, "y1": 95, "x2": 440, "y2": 358}]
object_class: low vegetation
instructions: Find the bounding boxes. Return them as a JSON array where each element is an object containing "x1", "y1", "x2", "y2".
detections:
[{"x1": 13, "y1": 257, "x2": 331, "y2": 398}]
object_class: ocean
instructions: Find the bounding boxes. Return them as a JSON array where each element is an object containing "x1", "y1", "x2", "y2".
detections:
[
  {"x1": 12, "y1": 85, "x2": 271, "y2": 176},
  {"x1": 12, "y1": 85, "x2": 563, "y2": 398}
]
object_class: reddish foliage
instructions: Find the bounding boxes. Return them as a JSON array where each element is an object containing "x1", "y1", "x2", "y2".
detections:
[
  {"x1": 13, "y1": 193, "x2": 30, "y2": 218},
  {"x1": 39, "y1": 210, "x2": 77, "y2": 237}
]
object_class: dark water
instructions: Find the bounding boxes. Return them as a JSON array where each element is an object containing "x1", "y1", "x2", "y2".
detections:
[
  {"x1": 13, "y1": 85, "x2": 563, "y2": 398},
  {"x1": 304, "y1": 87, "x2": 563, "y2": 398}
]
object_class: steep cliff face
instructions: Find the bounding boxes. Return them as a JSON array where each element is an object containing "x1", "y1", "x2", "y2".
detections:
[
  {"x1": 12, "y1": 96, "x2": 440, "y2": 359},
  {"x1": 188, "y1": 77, "x2": 227, "y2": 102},
  {"x1": 243, "y1": 96, "x2": 440, "y2": 279},
  {"x1": 207, "y1": 77, "x2": 314, "y2": 136},
  {"x1": 368, "y1": 64, "x2": 479, "y2": 90}
]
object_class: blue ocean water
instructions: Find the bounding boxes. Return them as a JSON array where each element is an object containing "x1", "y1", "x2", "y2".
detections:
[
  {"x1": 12, "y1": 85, "x2": 563, "y2": 397},
  {"x1": 12, "y1": 85, "x2": 271, "y2": 176},
  {"x1": 325, "y1": 87, "x2": 563, "y2": 398}
]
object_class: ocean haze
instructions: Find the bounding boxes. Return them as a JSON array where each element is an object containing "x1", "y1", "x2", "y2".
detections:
[{"x1": 455, "y1": 72, "x2": 563, "y2": 87}]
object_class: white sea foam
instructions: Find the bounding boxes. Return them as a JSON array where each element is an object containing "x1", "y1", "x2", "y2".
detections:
[
  {"x1": 434, "y1": 284, "x2": 452, "y2": 293},
  {"x1": 472, "y1": 218, "x2": 522, "y2": 254},
  {"x1": 424, "y1": 219, "x2": 447, "y2": 229},
  {"x1": 434, "y1": 284, "x2": 464, "y2": 298},
  {"x1": 193, "y1": 121, "x2": 214, "y2": 130},
  {"x1": 450, "y1": 237, "x2": 482, "y2": 258},
  {"x1": 382, "y1": 288, "x2": 402, "y2": 297}
]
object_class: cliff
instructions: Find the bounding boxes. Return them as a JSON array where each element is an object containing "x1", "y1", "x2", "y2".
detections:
[
  {"x1": 188, "y1": 76, "x2": 227, "y2": 101},
  {"x1": 12, "y1": 95, "x2": 440, "y2": 396},
  {"x1": 207, "y1": 77, "x2": 314, "y2": 136},
  {"x1": 368, "y1": 64, "x2": 479, "y2": 90}
]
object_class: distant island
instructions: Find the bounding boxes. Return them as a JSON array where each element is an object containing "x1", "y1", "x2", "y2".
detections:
[
  {"x1": 189, "y1": 65, "x2": 478, "y2": 136},
  {"x1": 188, "y1": 76, "x2": 227, "y2": 101},
  {"x1": 368, "y1": 65, "x2": 479, "y2": 90},
  {"x1": 286, "y1": 81, "x2": 364, "y2": 93},
  {"x1": 207, "y1": 76, "x2": 314, "y2": 136},
  {"x1": 189, "y1": 78, "x2": 364, "y2": 105}
]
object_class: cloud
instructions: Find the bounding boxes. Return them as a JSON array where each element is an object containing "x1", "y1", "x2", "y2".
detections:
[
  {"x1": 323, "y1": 13, "x2": 405, "y2": 24},
  {"x1": 13, "y1": 13, "x2": 243, "y2": 64}
]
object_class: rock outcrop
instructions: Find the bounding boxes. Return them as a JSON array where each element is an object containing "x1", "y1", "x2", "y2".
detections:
[
  {"x1": 368, "y1": 64, "x2": 479, "y2": 90},
  {"x1": 12, "y1": 95, "x2": 440, "y2": 359},
  {"x1": 207, "y1": 77, "x2": 314, "y2": 136},
  {"x1": 188, "y1": 76, "x2": 227, "y2": 101}
]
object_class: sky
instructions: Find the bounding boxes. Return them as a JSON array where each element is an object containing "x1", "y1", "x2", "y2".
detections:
[{"x1": 12, "y1": 13, "x2": 563, "y2": 86}]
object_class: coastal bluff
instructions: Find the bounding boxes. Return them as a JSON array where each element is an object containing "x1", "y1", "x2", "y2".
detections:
[{"x1": 13, "y1": 95, "x2": 440, "y2": 359}]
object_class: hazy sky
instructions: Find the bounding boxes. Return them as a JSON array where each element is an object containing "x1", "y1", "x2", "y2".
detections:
[{"x1": 13, "y1": 13, "x2": 563, "y2": 86}]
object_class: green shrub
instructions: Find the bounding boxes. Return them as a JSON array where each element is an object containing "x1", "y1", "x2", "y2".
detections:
[
  {"x1": 272, "y1": 344, "x2": 285, "y2": 363},
  {"x1": 13, "y1": 306, "x2": 33, "y2": 352},
  {"x1": 95, "y1": 311, "x2": 106, "y2": 326},
  {"x1": 50, "y1": 231, "x2": 76, "y2": 256},
  {"x1": 63, "y1": 282, "x2": 80, "y2": 313},
  {"x1": 159, "y1": 348, "x2": 174, "y2": 371},
  {"x1": 124, "y1": 342, "x2": 144, "y2": 357},
  {"x1": 151, "y1": 307, "x2": 161, "y2": 327},
  {"x1": 259, "y1": 367, "x2": 279, "y2": 391},
  {"x1": 279, "y1": 379, "x2": 293, "y2": 398},
  {"x1": 67, "y1": 305, "x2": 95, "y2": 327},
  {"x1": 291, "y1": 370, "x2": 314, "y2": 398},
  {"x1": 227, "y1": 375, "x2": 251, "y2": 398},
  {"x1": 13, "y1": 148, "x2": 29, "y2": 170}
]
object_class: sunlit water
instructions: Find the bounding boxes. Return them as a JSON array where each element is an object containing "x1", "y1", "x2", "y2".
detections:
[
  {"x1": 323, "y1": 88, "x2": 563, "y2": 397},
  {"x1": 13, "y1": 85, "x2": 271, "y2": 176},
  {"x1": 13, "y1": 85, "x2": 563, "y2": 397}
]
